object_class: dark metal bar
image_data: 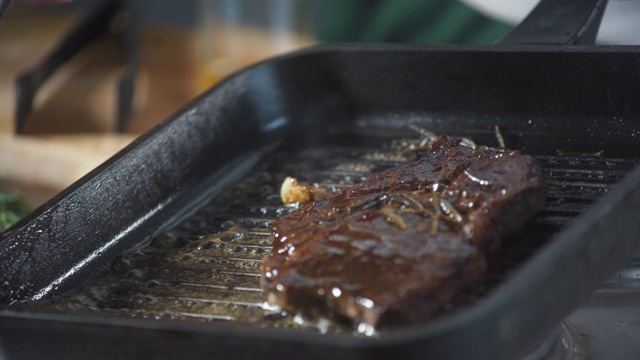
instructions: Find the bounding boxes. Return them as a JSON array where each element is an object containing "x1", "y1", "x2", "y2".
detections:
[
  {"x1": 0, "y1": 0, "x2": 13, "y2": 20},
  {"x1": 14, "y1": 0, "x2": 137, "y2": 134}
]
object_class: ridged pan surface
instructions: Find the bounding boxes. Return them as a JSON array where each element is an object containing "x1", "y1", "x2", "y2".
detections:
[{"x1": 18, "y1": 121, "x2": 638, "y2": 334}]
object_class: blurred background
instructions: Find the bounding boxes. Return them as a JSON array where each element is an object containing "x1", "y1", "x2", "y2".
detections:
[{"x1": 0, "y1": 0, "x2": 638, "y2": 229}]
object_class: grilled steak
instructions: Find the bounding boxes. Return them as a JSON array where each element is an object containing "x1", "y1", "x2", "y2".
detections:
[{"x1": 261, "y1": 138, "x2": 546, "y2": 328}]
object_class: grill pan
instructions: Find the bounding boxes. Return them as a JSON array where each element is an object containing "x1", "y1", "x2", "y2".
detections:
[{"x1": 3, "y1": 0, "x2": 640, "y2": 358}]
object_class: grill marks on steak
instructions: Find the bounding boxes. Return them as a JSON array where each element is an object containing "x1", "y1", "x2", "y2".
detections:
[{"x1": 261, "y1": 138, "x2": 546, "y2": 328}]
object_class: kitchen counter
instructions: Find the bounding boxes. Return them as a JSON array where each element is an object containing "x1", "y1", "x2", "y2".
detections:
[{"x1": 0, "y1": 7, "x2": 204, "y2": 206}]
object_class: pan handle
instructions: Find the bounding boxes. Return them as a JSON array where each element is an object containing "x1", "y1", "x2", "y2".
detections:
[{"x1": 499, "y1": 0, "x2": 608, "y2": 45}]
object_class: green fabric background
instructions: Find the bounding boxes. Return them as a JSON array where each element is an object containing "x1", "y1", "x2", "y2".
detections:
[{"x1": 318, "y1": 0, "x2": 513, "y2": 44}]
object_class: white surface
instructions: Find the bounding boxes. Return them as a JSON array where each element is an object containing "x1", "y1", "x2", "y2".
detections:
[{"x1": 462, "y1": 0, "x2": 640, "y2": 45}]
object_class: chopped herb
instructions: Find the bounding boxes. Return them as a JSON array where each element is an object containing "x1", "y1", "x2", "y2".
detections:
[
  {"x1": 556, "y1": 149, "x2": 604, "y2": 157},
  {"x1": 494, "y1": 125, "x2": 506, "y2": 149}
]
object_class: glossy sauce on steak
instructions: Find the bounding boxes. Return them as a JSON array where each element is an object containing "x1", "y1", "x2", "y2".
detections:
[{"x1": 261, "y1": 138, "x2": 546, "y2": 328}]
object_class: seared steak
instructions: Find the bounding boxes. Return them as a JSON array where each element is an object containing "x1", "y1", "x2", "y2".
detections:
[{"x1": 262, "y1": 138, "x2": 546, "y2": 328}]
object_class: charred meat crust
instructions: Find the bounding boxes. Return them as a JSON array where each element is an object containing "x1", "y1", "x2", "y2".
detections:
[{"x1": 262, "y1": 138, "x2": 546, "y2": 328}]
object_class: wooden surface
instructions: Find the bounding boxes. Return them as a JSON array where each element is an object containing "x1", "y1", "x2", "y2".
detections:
[
  {"x1": 0, "y1": 7, "x2": 313, "y2": 207},
  {"x1": 0, "y1": 8, "x2": 201, "y2": 205}
]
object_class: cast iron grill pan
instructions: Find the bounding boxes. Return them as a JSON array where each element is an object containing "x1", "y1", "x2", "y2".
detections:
[
  {"x1": 3, "y1": 1, "x2": 640, "y2": 358},
  {"x1": 2, "y1": 52, "x2": 640, "y2": 360}
]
